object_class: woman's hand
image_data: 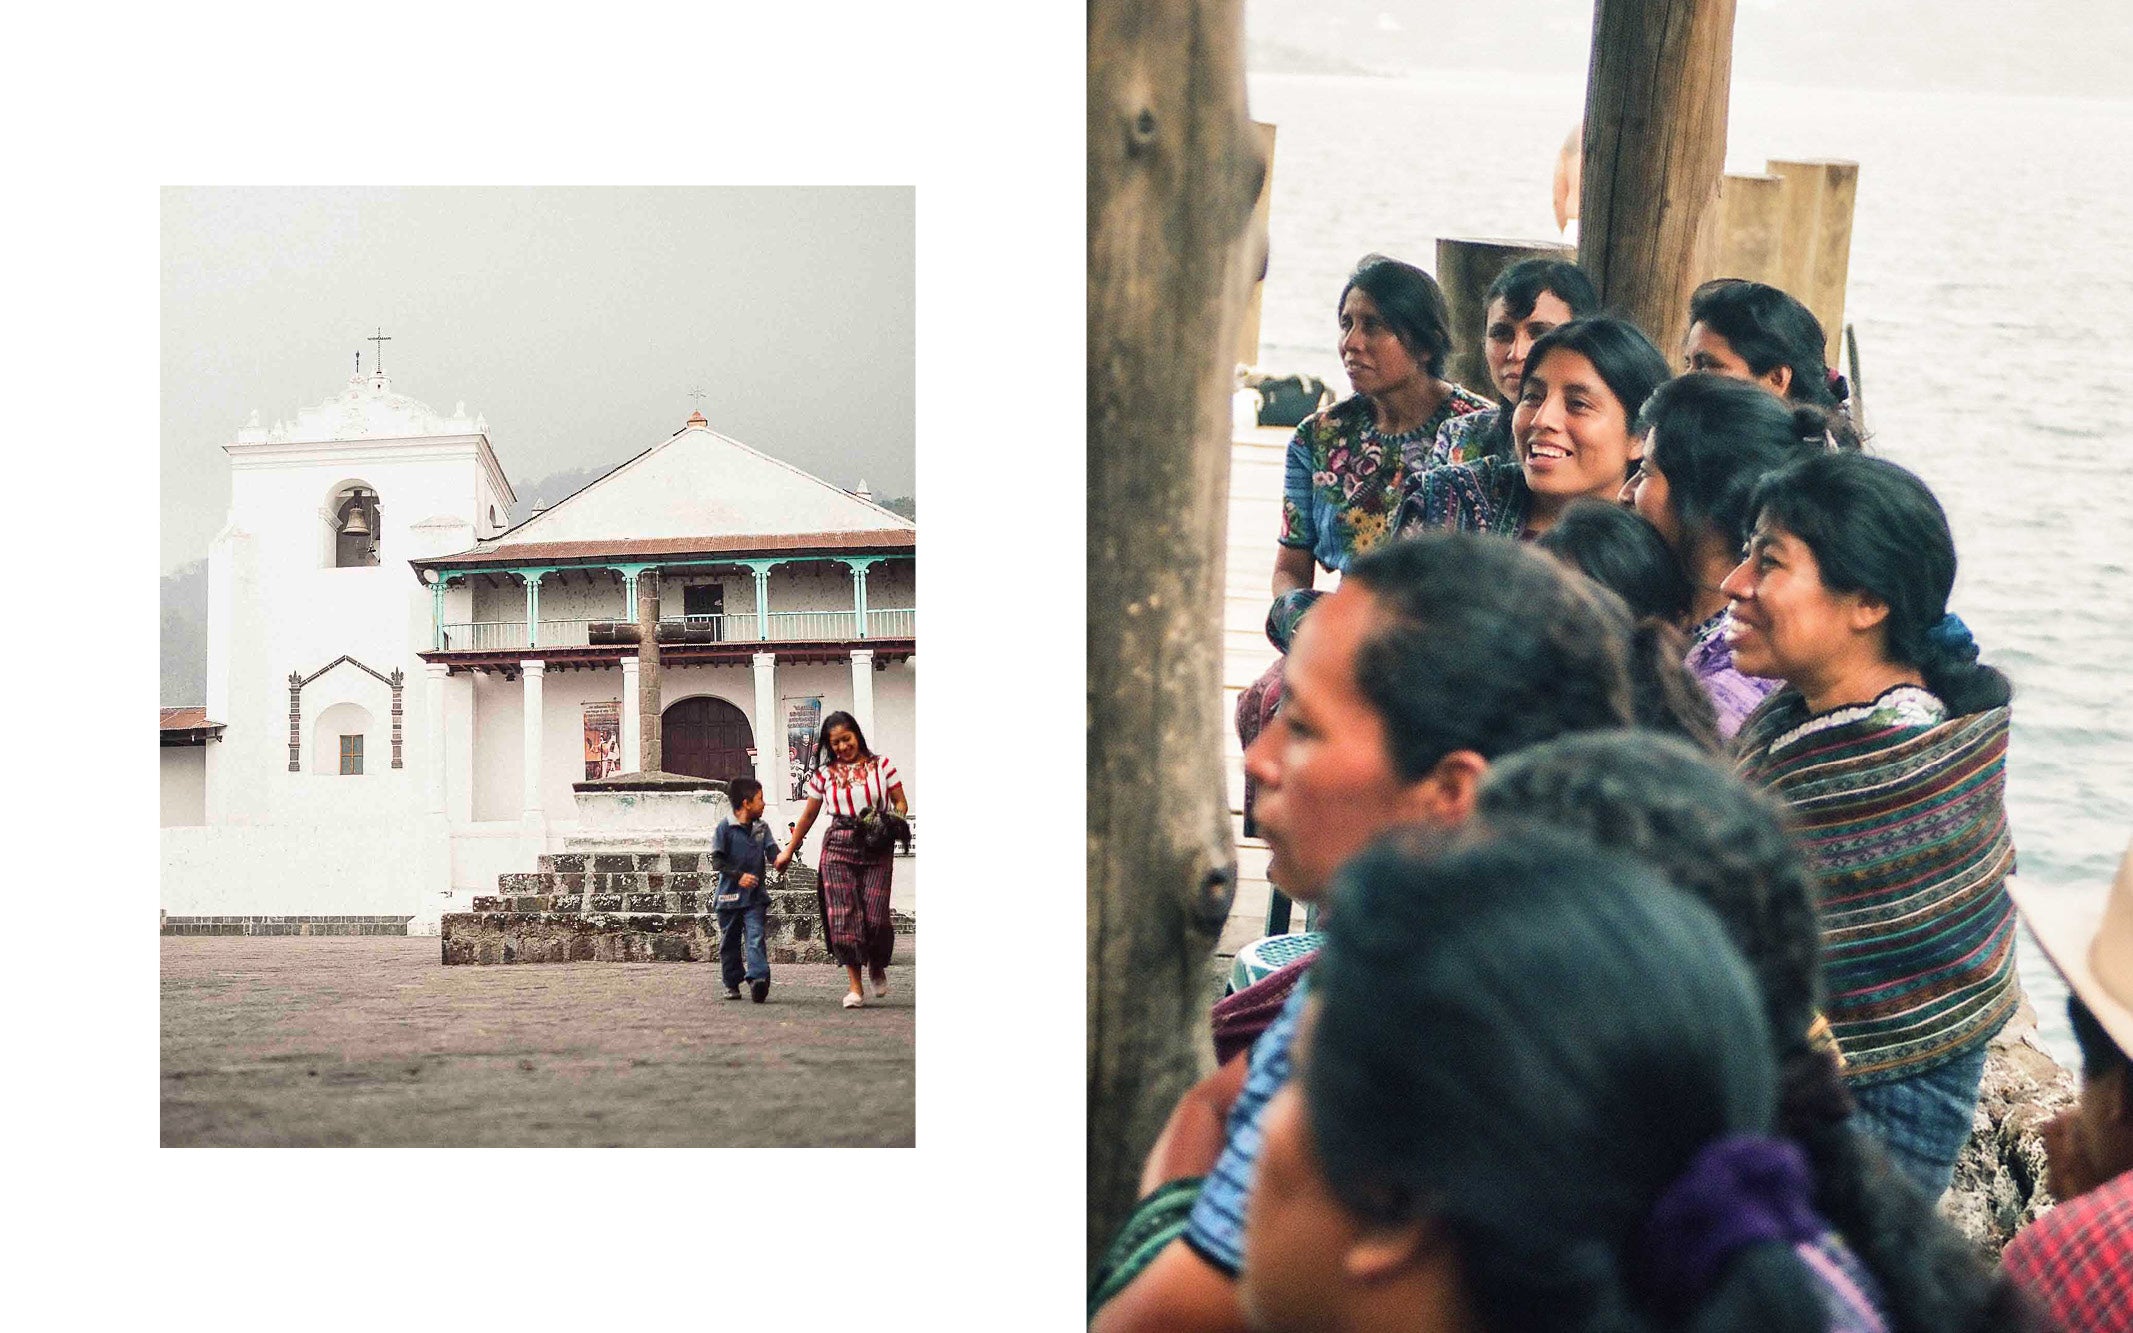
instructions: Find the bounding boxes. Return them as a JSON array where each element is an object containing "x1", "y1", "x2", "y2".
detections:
[{"x1": 772, "y1": 850, "x2": 792, "y2": 873}]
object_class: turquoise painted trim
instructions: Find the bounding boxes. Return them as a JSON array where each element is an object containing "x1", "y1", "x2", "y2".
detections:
[
  {"x1": 610, "y1": 562, "x2": 658, "y2": 622},
  {"x1": 505, "y1": 567, "x2": 561, "y2": 648},
  {"x1": 835, "y1": 556, "x2": 888, "y2": 638}
]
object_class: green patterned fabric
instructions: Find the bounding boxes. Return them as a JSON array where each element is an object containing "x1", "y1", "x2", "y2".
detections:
[
  {"x1": 1087, "y1": 1178, "x2": 1202, "y2": 1321},
  {"x1": 1735, "y1": 688, "x2": 2018, "y2": 1086}
]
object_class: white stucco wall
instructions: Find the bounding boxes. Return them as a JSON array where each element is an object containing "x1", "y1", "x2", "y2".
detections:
[
  {"x1": 163, "y1": 823, "x2": 425, "y2": 916},
  {"x1": 161, "y1": 748, "x2": 207, "y2": 827}
]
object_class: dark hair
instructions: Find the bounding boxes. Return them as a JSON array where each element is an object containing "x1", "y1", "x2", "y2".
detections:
[
  {"x1": 1537, "y1": 498, "x2": 1693, "y2": 623},
  {"x1": 1746, "y1": 453, "x2": 2012, "y2": 714},
  {"x1": 727, "y1": 775, "x2": 763, "y2": 807},
  {"x1": 811, "y1": 710, "x2": 874, "y2": 768},
  {"x1": 2071, "y1": 995, "x2": 2131, "y2": 1082},
  {"x1": 1340, "y1": 253, "x2": 1453, "y2": 379},
  {"x1": 1519, "y1": 318, "x2": 1674, "y2": 488},
  {"x1": 1477, "y1": 732, "x2": 2050, "y2": 1333},
  {"x1": 1636, "y1": 373, "x2": 1828, "y2": 554},
  {"x1": 1343, "y1": 533, "x2": 1635, "y2": 781},
  {"x1": 1688, "y1": 279, "x2": 1861, "y2": 450},
  {"x1": 1308, "y1": 828, "x2": 1826, "y2": 1332},
  {"x1": 1471, "y1": 260, "x2": 1603, "y2": 459}
]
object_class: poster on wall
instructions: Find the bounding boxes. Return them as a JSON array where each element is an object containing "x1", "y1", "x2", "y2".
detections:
[
  {"x1": 783, "y1": 695, "x2": 823, "y2": 799},
  {"x1": 583, "y1": 700, "x2": 622, "y2": 780}
]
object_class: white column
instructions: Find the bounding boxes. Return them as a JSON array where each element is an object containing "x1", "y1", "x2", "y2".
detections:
[
  {"x1": 620, "y1": 654, "x2": 642, "y2": 774},
  {"x1": 752, "y1": 651, "x2": 780, "y2": 814},
  {"x1": 424, "y1": 662, "x2": 450, "y2": 816},
  {"x1": 850, "y1": 648, "x2": 876, "y2": 740},
  {"x1": 520, "y1": 660, "x2": 547, "y2": 834}
]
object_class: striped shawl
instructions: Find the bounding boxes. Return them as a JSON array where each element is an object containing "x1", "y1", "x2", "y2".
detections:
[{"x1": 1735, "y1": 692, "x2": 2018, "y2": 1087}]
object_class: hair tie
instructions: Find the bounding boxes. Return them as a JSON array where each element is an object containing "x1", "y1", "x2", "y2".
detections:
[
  {"x1": 1633, "y1": 1135, "x2": 1823, "y2": 1313},
  {"x1": 1267, "y1": 588, "x2": 1324, "y2": 653},
  {"x1": 1924, "y1": 611, "x2": 1979, "y2": 665},
  {"x1": 1825, "y1": 369, "x2": 1850, "y2": 404}
]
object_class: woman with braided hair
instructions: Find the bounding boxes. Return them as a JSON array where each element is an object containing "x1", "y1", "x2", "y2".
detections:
[
  {"x1": 1241, "y1": 828, "x2": 1874, "y2": 1333},
  {"x1": 1476, "y1": 731, "x2": 2046, "y2": 1333},
  {"x1": 1723, "y1": 452, "x2": 2018, "y2": 1196}
]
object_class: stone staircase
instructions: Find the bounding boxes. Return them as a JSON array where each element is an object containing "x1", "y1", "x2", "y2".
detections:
[{"x1": 440, "y1": 850, "x2": 913, "y2": 966}]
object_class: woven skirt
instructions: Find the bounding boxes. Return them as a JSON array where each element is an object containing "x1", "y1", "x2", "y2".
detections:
[{"x1": 818, "y1": 821, "x2": 896, "y2": 970}]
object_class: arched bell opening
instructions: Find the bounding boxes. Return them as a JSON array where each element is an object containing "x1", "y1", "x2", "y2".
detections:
[{"x1": 328, "y1": 482, "x2": 383, "y2": 568}]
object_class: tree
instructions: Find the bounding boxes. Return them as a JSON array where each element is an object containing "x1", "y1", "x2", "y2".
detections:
[{"x1": 1087, "y1": 0, "x2": 1267, "y2": 1264}]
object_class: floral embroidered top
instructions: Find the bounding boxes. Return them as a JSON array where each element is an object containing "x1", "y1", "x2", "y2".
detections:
[
  {"x1": 1418, "y1": 403, "x2": 1511, "y2": 469},
  {"x1": 1278, "y1": 387, "x2": 1492, "y2": 573},
  {"x1": 1685, "y1": 610, "x2": 1782, "y2": 741},
  {"x1": 1390, "y1": 455, "x2": 1533, "y2": 539}
]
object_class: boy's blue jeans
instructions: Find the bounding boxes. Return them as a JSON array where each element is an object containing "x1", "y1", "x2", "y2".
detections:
[{"x1": 718, "y1": 903, "x2": 769, "y2": 988}]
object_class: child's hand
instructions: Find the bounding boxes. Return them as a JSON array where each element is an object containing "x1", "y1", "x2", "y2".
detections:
[{"x1": 739, "y1": 872, "x2": 759, "y2": 889}]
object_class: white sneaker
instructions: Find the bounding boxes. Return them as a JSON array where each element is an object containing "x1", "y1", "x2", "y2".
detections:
[{"x1": 842, "y1": 991, "x2": 864, "y2": 1009}]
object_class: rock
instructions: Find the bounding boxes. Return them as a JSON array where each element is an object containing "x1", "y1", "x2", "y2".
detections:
[{"x1": 1939, "y1": 996, "x2": 2078, "y2": 1255}]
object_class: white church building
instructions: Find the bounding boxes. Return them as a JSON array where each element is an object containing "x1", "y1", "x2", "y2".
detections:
[{"x1": 161, "y1": 364, "x2": 917, "y2": 934}]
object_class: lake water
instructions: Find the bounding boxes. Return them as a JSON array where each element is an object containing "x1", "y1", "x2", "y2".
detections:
[{"x1": 1247, "y1": 69, "x2": 2133, "y2": 1071}]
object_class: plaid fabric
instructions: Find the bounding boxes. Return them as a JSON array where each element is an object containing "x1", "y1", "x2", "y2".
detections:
[
  {"x1": 819, "y1": 823, "x2": 895, "y2": 970},
  {"x1": 1186, "y1": 983, "x2": 1309, "y2": 1275},
  {"x1": 1735, "y1": 693, "x2": 2018, "y2": 1086},
  {"x1": 1210, "y1": 952, "x2": 1315, "y2": 1066},
  {"x1": 2002, "y1": 1170, "x2": 2133, "y2": 1333},
  {"x1": 1087, "y1": 1178, "x2": 1202, "y2": 1320}
]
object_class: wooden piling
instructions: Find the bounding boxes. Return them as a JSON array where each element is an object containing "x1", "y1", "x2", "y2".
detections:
[
  {"x1": 1715, "y1": 172, "x2": 1787, "y2": 288},
  {"x1": 1578, "y1": 0, "x2": 1739, "y2": 358},
  {"x1": 1234, "y1": 121, "x2": 1277, "y2": 370},
  {"x1": 1769, "y1": 159, "x2": 1859, "y2": 367},
  {"x1": 1437, "y1": 237, "x2": 1577, "y2": 399},
  {"x1": 1089, "y1": 0, "x2": 1260, "y2": 1264}
]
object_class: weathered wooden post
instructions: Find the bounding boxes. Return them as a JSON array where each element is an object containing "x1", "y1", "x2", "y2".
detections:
[
  {"x1": 1089, "y1": 0, "x2": 1262, "y2": 1263},
  {"x1": 1769, "y1": 158, "x2": 1859, "y2": 367},
  {"x1": 1234, "y1": 121, "x2": 1277, "y2": 371},
  {"x1": 1437, "y1": 237, "x2": 1578, "y2": 399},
  {"x1": 1715, "y1": 171, "x2": 1787, "y2": 288},
  {"x1": 1578, "y1": 0, "x2": 1740, "y2": 357}
]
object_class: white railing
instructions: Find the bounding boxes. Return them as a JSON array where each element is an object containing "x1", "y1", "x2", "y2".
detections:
[{"x1": 439, "y1": 608, "x2": 919, "y2": 651}]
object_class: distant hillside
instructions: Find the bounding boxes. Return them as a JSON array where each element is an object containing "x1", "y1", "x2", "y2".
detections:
[
  {"x1": 879, "y1": 495, "x2": 915, "y2": 521},
  {"x1": 1245, "y1": 0, "x2": 2132, "y2": 100},
  {"x1": 161, "y1": 559, "x2": 207, "y2": 705}
]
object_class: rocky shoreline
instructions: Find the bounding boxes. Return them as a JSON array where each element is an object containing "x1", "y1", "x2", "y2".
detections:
[{"x1": 1940, "y1": 997, "x2": 2078, "y2": 1254}]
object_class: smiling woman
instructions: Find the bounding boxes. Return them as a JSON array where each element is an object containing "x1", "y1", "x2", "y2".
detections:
[{"x1": 1392, "y1": 316, "x2": 1671, "y2": 541}]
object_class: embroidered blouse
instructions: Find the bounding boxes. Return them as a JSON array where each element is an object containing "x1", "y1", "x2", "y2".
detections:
[
  {"x1": 1278, "y1": 388, "x2": 1493, "y2": 573},
  {"x1": 805, "y1": 755, "x2": 904, "y2": 818},
  {"x1": 1419, "y1": 403, "x2": 1510, "y2": 469},
  {"x1": 1391, "y1": 455, "x2": 1533, "y2": 539}
]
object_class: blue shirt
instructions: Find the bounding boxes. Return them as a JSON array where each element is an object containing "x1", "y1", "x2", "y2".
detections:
[
  {"x1": 1183, "y1": 980, "x2": 1307, "y2": 1275},
  {"x1": 711, "y1": 816, "x2": 779, "y2": 910}
]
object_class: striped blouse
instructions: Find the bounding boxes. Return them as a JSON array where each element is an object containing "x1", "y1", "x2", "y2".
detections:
[{"x1": 805, "y1": 755, "x2": 903, "y2": 818}]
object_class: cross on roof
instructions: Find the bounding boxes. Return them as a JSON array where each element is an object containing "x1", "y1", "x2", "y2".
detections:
[
  {"x1": 368, "y1": 327, "x2": 392, "y2": 374},
  {"x1": 687, "y1": 387, "x2": 707, "y2": 407}
]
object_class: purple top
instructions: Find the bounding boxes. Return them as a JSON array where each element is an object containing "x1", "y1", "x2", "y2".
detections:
[{"x1": 1686, "y1": 611, "x2": 1781, "y2": 741}]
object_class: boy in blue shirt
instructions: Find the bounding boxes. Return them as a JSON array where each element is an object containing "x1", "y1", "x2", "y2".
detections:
[{"x1": 712, "y1": 777, "x2": 781, "y2": 1003}]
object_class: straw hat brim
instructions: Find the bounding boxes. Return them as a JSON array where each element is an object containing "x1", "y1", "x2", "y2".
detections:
[{"x1": 2008, "y1": 848, "x2": 2133, "y2": 1063}]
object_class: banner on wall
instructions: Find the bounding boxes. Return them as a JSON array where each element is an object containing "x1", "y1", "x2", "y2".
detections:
[
  {"x1": 783, "y1": 695, "x2": 823, "y2": 799},
  {"x1": 583, "y1": 700, "x2": 622, "y2": 780}
]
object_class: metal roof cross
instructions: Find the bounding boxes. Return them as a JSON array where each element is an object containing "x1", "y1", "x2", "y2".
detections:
[{"x1": 368, "y1": 326, "x2": 392, "y2": 374}]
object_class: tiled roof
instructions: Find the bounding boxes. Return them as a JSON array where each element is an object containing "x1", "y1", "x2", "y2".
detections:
[
  {"x1": 161, "y1": 706, "x2": 212, "y2": 730},
  {"x1": 415, "y1": 529, "x2": 916, "y2": 569}
]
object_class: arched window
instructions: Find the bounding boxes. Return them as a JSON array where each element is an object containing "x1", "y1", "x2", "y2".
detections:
[
  {"x1": 312, "y1": 701, "x2": 376, "y2": 776},
  {"x1": 326, "y1": 482, "x2": 383, "y2": 568}
]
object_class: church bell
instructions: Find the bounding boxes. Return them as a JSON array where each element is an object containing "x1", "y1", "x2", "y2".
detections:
[{"x1": 340, "y1": 489, "x2": 375, "y2": 536}]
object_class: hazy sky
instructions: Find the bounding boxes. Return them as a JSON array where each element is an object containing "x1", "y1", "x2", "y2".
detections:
[{"x1": 160, "y1": 187, "x2": 915, "y2": 573}]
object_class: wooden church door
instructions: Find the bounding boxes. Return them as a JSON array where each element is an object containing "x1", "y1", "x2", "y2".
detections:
[{"x1": 661, "y1": 696, "x2": 754, "y2": 784}]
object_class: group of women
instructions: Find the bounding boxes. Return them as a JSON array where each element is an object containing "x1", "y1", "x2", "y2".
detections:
[{"x1": 1095, "y1": 260, "x2": 2048, "y2": 1331}]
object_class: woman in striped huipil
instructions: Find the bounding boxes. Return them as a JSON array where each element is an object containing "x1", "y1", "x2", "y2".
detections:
[
  {"x1": 1723, "y1": 452, "x2": 2018, "y2": 1199},
  {"x1": 776, "y1": 711, "x2": 908, "y2": 1010}
]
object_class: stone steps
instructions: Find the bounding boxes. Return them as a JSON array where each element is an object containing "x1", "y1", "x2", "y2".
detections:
[
  {"x1": 442, "y1": 857, "x2": 912, "y2": 967},
  {"x1": 164, "y1": 914, "x2": 414, "y2": 937}
]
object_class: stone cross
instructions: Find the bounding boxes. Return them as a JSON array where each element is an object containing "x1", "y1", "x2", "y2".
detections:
[{"x1": 635, "y1": 572, "x2": 663, "y2": 773}]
